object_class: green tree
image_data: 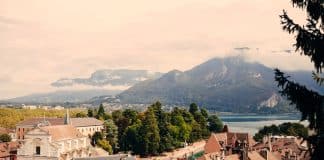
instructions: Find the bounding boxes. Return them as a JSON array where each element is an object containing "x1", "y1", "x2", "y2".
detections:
[
  {"x1": 189, "y1": 121, "x2": 202, "y2": 143},
  {"x1": 76, "y1": 112, "x2": 87, "y2": 118},
  {"x1": 123, "y1": 120, "x2": 142, "y2": 153},
  {"x1": 253, "y1": 123, "x2": 308, "y2": 142},
  {"x1": 104, "y1": 119, "x2": 119, "y2": 153},
  {"x1": 138, "y1": 108, "x2": 160, "y2": 156},
  {"x1": 275, "y1": 1, "x2": 324, "y2": 158},
  {"x1": 151, "y1": 102, "x2": 173, "y2": 152},
  {"x1": 193, "y1": 112, "x2": 209, "y2": 138},
  {"x1": 200, "y1": 108, "x2": 209, "y2": 119},
  {"x1": 97, "y1": 139, "x2": 113, "y2": 154},
  {"x1": 208, "y1": 115, "x2": 223, "y2": 133},
  {"x1": 92, "y1": 131, "x2": 103, "y2": 145},
  {"x1": 87, "y1": 109, "x2": 94, "y2": 117},
  {"x1": 189, "y1": 103, "x2": 198, "y2": 115},
  {"x1": 122, "y1": 109, "x2": 138, "y2": 125},
  {"x1": 97, "y1": 104, "x2": 106, "y2": 119},
  {"x1": 0, "y1": 134, "x2": 11, "y2": 142}
]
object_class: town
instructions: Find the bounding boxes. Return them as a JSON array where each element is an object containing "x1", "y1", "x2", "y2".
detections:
[
  {"x1": 0, "y1": 103, "x2": 311, "y2": 160},
  {"x1": 1, "y1": 0, "x2": 323, "y2": 159}
]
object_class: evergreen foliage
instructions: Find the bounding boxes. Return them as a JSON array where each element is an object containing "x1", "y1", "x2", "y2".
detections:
[
  {"x1": 276, "y1": 0, "x2": 324, "y2": 158},
  {"x1": 107, "y1": 102, "x2": 222, "y2": 156},
  {"x1": 0, "y1": 134, "x2": 11, "y2": 142},
  {"x1": 104, "y1": 119, "x2": 119, "y2": 153},
  {"x1": 96, "y1": 103, "x2": 106, "y2": 119},
  {"x1": 207, "y1": 115, "x2": 224, "y2": 133}
]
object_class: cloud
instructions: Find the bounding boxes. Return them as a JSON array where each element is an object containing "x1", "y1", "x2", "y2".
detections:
[
  {"x1": 271, "y1": 49, "x2": 293, "y2": 54},
  {"x1": 0, "y1": 0, "x2": 313, "y2": 99},
  {"x1": 51, "y1": 69, "x2": 163, "y2": 87},
  {"x1": 233, "y1": 47, "x2": 251, "y2": 51}
]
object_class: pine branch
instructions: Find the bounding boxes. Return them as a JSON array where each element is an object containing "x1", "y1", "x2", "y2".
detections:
[
  {"x1": 274, "y1": 69, "x2": 322, "y2": 129},
  {"x1": 280, "y1": 11, "x2": 324, "y2": 72},
  {"x1": 312, "y1": 71, "x2": 324, "y2": 85},
  {"x1": 291, "y1": 0, "x2": 324, "y2": 24}
]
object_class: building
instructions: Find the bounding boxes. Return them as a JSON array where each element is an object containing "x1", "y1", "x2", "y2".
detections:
[
  {"x1": 17, "y1": 125, "x2": 91, "y2": 160},
  {"x1": 16, "y1": 110, "x2": 104, "y2": 139},
  {"x1": 0, "y1": 142, "x2": 20, "y2": 160},
  {"x1": 71, "y1": 118, "x2": 104, "y2": 137},
  {"x1": 198, "y1": 125, "x2": 261, "y2": 160},
  {"x1": 253, "y1": 135, "x2": 310, "y2": 160}
]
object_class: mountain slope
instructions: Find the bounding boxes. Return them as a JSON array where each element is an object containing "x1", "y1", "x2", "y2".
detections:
[
  {"x1": 5, "y1": 89, "x2": 122, "y2": 104},
  {"x1": 118, "y1": 56, "x2": 322, "y2": 112}
]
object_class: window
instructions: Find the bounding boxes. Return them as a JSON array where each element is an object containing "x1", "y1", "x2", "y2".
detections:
[{"x1": 36, "y1": 146, "x2": 41, "y2": 155}]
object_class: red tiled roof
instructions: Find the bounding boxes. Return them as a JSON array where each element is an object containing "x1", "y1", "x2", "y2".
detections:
[{"x1": 204, "y1": 133, "x2": 222, "y2": 154}]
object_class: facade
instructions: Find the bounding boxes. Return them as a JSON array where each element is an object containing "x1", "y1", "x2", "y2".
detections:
[
  {"x1": 71, "y1": 118, "x2": 104, "y2": 137},
  {"x1": 17, "y1": 125, "x2": 90, "y2": 160}
]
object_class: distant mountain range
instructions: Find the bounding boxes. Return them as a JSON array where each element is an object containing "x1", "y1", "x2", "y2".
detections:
[
  {"x1": 51, "y1": 69, "x2": 163, "y2": 87},
  {"x1": 117, "y1": 56, "x2": 323, "y2": 113},
  {"x1": 3, "y1": 56, "x2": 322, "y2": 113}
]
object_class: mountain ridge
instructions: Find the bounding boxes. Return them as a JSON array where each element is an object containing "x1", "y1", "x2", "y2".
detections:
[{"x1": 117, "y1": 56, "x2": 322, "y2": 113}]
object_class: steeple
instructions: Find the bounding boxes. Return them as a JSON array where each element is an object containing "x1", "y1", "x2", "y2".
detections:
[{"x1": 64, "y1": 109, "x2": 71, "y2": 125}]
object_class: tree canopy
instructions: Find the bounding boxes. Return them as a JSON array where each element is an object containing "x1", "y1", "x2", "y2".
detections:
[
  {"x1": 104, "y1": 102, "x2": 223, "y2": 156},
  {"x1": 254, "y1": 122, "x2": 308, "y2": 142}
]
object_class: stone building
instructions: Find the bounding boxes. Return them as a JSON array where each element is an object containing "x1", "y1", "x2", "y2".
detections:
[
  {"x1": 17, "y1": 125, "x2": 91, "y2": 160},
  {"x1": 16, "y1": 110, "x2": 104, "y2": 139}
]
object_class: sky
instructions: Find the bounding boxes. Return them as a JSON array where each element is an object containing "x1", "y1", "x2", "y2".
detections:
[{"x1": 0, "y1": 0, "x2": 315, "y2": 99}]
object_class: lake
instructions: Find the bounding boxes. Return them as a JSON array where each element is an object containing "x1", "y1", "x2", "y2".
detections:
[{"x1": 218, "y1": 114, "x2": 307, "y2": 135}]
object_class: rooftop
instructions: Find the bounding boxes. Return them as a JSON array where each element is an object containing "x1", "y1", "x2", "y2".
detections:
[
  {"x1": 17, "y1": 117, "x2": 103, "y2": 127},
  {"x1": 40, "y1": 125, "x2": 84, "y2": 141}
]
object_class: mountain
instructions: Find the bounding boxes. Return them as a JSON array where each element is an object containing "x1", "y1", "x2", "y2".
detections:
[
  {"x1": 118, "y1": 56, "x2": 323, "y2": 113},
  {"x1": 51, "y1": 69, "x2": 163, "y2": 87},
  {"x1": 4, "y1": 69, "x2": 163, "y2": 104},
  {"x1": 4, "y1": 89, "x2": 122, "y2": 104}
]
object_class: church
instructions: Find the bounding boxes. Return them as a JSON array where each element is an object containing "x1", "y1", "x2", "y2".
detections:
[
  {"x1": 17, "y1": 125, "x2": 91, "y2": 160},
  {"x1": 16, "y1": 110, "x2": 102, "y2": 160}
]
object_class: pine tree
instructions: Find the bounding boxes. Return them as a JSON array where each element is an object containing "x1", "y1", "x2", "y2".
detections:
[
  {"x1": 97, "y1": 103, "x2": 106, "y2": 119},
  {"x1": 189, "y1": 103, "x2": 198, "y2": 114},
  {"x1": 139, "y1": 107, "x2": 160, "y2": 156},
  {"x1": 275, "y1": 1, "x2": 324, "y2": 159}
]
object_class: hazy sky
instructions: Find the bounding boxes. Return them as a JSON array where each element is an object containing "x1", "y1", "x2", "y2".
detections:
[{"x1": 0, "y1": 0, "x2": 315, "y2": 99}]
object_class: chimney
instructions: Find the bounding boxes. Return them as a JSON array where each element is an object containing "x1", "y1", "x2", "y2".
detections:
[{"x1": 222, "y1": 125, "x2": 229, "y2": 132}]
